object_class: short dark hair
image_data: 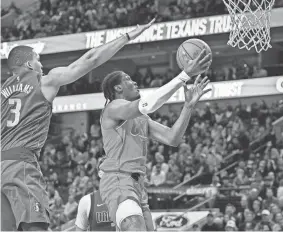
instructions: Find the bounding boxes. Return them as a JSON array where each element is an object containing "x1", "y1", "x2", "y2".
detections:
[
  {"x1": 7, "y1": 45, "x2": 34, "y2": 70},
  {"x1": 101, "y1": 71, "x2": 124, "y2": 105},
  {"x1": 207, "y1": 213, "x2": 214, "y2": 218}
]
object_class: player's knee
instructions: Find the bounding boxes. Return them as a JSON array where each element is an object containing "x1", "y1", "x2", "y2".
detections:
[
  {"x1": 20, "y1": 222, "x2": 49, "y2": 231},
  {"x1": 116, "y1": 199, "x2": 146, "y2": 231},
  {"x1": 120, "y1": 215, "x2": 146, "y2": 231}
]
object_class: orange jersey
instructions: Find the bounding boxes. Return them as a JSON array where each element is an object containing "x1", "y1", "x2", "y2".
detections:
[
  {"x1": 100, "y1": 112, "x2": 149, "y2": 175},
  {"x1": 1, "y1": 70, "x2": 52, "y2": 157}
]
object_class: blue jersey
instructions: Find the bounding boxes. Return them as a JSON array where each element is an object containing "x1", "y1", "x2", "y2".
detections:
[{"x1": 1, "y1": 70, "x2": 52, "y2": 157}]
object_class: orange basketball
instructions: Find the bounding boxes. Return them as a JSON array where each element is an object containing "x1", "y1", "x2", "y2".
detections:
[{"x1": 176, "y1": 38, "x2": 212, "y2": 70}]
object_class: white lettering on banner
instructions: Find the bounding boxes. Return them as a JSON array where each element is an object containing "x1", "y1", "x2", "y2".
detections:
[
  {"x1": 106, "y1": 27, "x2": 133, "y2": 43},
  {"x1": 166, "y1": 19, "x2": 208, "y2": 39},
  {"x1": 1, "y1": 9, "x2": 282, "y2": 59},
  {"x1": 208, "y1": 15, "x2": 231, "y2": 34},
  {"x1": 51, "y1": 77, "x2": 281, "y2": 113},
  {"x1": 133, "y1": 26, "x2": 157, "y2": 43},
  {"x1": 168, "y1": 81, "x2": 244, "y2": 102},
  {"x1": 171, "y1": 22, "x2": 180, "y2": 39},
  {"x1": 53, "y1": 103, "x2": 87, "y2": 113},
  {"x1": 210, "y1": 82, "x2": 244, "y2": 98},
  {"x1": 156, "y1": 23, "x2": 165, "y2": 41},
  {"x1": 85, "y1": 31, "x2": 105, "y2": 49},
  {"x1": 83, "y1": 15, "x2": 231, "y2": 49},
  {"x1": 186, "y1": 187, "x2": 217, "y2": 196}
]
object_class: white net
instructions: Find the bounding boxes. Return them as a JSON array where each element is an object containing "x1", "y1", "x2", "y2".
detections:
[{"x1": 222, "y1": 0, "x2": 275, "y2": 53}]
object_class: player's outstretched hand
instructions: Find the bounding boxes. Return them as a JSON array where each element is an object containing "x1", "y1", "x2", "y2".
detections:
[
  {"x1": 127, "y1": 18, "x2": 156, "y2": 41},
  {"x1": 183, "y1": 49, "x2": 212, "y2": 77},
  {"x1": 184, "y1": 75, "x2": 211, "y2": 106}
]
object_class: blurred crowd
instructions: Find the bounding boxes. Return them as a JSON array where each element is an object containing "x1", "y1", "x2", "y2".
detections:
[
  {"x1": 2, "y1": 0, "x2": 283, "y2": 42},
  {"x1": 40, "y1": 98, "x2": 283, "y2": 230},
  {"x1": 57, "y1": 63, "x2": 271, "y2": 96}
]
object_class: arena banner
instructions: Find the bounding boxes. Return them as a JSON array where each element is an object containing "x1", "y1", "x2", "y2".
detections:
[
  {"x1": 151, "y1": 211, "x2": 209, "y2": 231},
  {"x1": 60, "y1": 211, "x2": 210, "y2": 231},
  {"x1": 1, "y1": 8, "x2": 283, "y2": 59},
  {"x1": 147, "y1": 186, "x2": 217, "y2": 196},
  {"x1": 52, "y1": 76, "x2": 283, "y2": 113}
]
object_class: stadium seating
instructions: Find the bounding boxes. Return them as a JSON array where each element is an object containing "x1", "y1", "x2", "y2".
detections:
[
  {"x1": 2, "y1": 0, "x2": 283, "y2": 42},
  {"x1": 41, "y1": 99, "x2": 283, "y2": 230}
]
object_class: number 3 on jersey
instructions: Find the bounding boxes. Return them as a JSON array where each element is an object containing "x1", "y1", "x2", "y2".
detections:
[{"x1": 7, "y1": 98, "x2": 22, "y2": 127}]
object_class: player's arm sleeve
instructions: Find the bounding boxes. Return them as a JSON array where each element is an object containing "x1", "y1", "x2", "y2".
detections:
[
  {"x1": 75, "y1": 196, "x2": 90, "y2": 231},
  {"x1": 46, "y1": 34, "x2": 129, "y2": 87},
  {"x1": 106, "y1": 72, "x2": 191, "y2": 121}
]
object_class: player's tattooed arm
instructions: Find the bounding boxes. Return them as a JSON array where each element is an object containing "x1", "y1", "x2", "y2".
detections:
[
  {"x1": 45, "y1": 19, "x2": 155, "y2": 88},
  {"x1": 120, "y1": 215, "x2": 147, "y2": 231}
]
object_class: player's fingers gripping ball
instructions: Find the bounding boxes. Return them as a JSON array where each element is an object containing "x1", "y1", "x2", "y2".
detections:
[{"x1": 176, "y1": 38, "x2": 212, "y2": 70}]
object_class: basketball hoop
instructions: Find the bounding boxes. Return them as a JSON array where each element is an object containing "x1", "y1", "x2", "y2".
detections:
[{"x1": 222, "y1": 0, "x2": 275, "y2": 53}]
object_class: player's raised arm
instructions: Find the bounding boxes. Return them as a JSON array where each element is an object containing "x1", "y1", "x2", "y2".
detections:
[
  {"x1": 104, "y1": 50, "x2": 212, "y2": 122},
  {"x1": 148, "y1": 75, "x2": 211, "y2": 147},
  {"x1": 46, "y1": 19, "x2": 155, "y2": 87}
]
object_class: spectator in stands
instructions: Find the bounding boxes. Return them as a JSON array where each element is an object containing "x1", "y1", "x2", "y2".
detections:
[
  {"x1": 252, "y1": 65, "x2": 268, "y2": 78},
  {"x1": 150, "y1": 163, "x2": 166, "y2": 186},
  {"x1": 50, "y1": 197, "x2": 65, "y2": 229},
  {"x1": 254, "y1": 209, "x2": 274, "y2": 231},
  {"x1": 72, "y1": 169, "x2": 90, "y2": 197},
  {"x1": 33, "y1": 98, "x2": 283, "y2": 229},
  {"x1": 166, "y1": 159, "x2": 182, "y2": 185},
  {"x1": 201, "y1": 212, "x2": 219, "y2": 231},
  {"x1": 263, "y1": 187, "x2": 278, "y2": 209},
  {"x1": 85, "y1": 153, "x2": 97, "y2": 176},
  {"x1": 248, "y1": 188, "x2": 262, "y2": 207},
  {"x1": 195, "y1": 153, "x2": 211, "y2": 184},
  {"x1": 48, "y1": 183, "x2": 61, "y2": 208},
  {"x1": 211, "y1": 174, "x2": 221, "y2": 187},
  {"x1": 225, "y1": 203, "x2": 237, "y2": 220},
  {"x1": 274, "y1": 212, "x2": 283, "y2": 224},
  {"x1": 63, "y1": 195, "x2": 78, "y2": 221},
  {"x1": 50, "y1": 171, "x2": 60, "y2": 188},
  {"x1": 239, "y1": 195, "x2": 249, "y2": 214},
  {"x1": 219, "y1": 176, "x2": 233, "y2": 197},
  {"x1": 66, "y1": 170, "x2": 74, "y2": 186},
  {"x1": 233, "y1": 168, "x2": 249, "y2": 186},
  {"x1": 252, "y1": 199, "x2": 263, "y2": 222},
  {"x1": 90, "y1": 122, "x2": 101, "y2": 139},
  {"x1": 225, "y1": 220, "x2": 237, "y2": 231},
  {"x1": 239, "y1": 209, "x2": 256, "y2": 231},
  {"x1": 1, "y1": 0, "x2": 279, "y2": 42},
  {"x1": 152, "y1": 152, "x2": 169, "y2": 174}
]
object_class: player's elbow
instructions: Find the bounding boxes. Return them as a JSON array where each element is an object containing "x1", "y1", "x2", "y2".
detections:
[{"x1": 167, "y1": 137, "x2": 181, "y2": 147}]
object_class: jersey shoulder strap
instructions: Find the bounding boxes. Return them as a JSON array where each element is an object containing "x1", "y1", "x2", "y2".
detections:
[{"x1": 88, "y1": 192, "x2": 95, "y2": 221}]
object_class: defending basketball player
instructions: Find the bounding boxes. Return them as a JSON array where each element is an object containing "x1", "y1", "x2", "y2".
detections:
[
  {"x1": 75, "y1": 157, "x2": 115, "y2": 231},
  {"x1": 1, "y1": 19, "x2": 155, "y2": 231},
  {"x1": 100, "y1": 53, "x2": 212, "y2": 231}
]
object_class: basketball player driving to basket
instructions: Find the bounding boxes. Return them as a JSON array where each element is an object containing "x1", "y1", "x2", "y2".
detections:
[
  {"x1": 1, "y1": 19, "x2": 155, "y2": 231},
  {"x1": 100, "y1": 51, "x2": 212, "y2": 231}
]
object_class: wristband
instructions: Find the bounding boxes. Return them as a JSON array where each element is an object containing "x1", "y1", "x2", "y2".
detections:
[
  {"x1": 177, "y1": 71, "x2": 191, "y2": 83},
  {"x1": 125, "y1": 33, "x2": 131, "y2": 41}
]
